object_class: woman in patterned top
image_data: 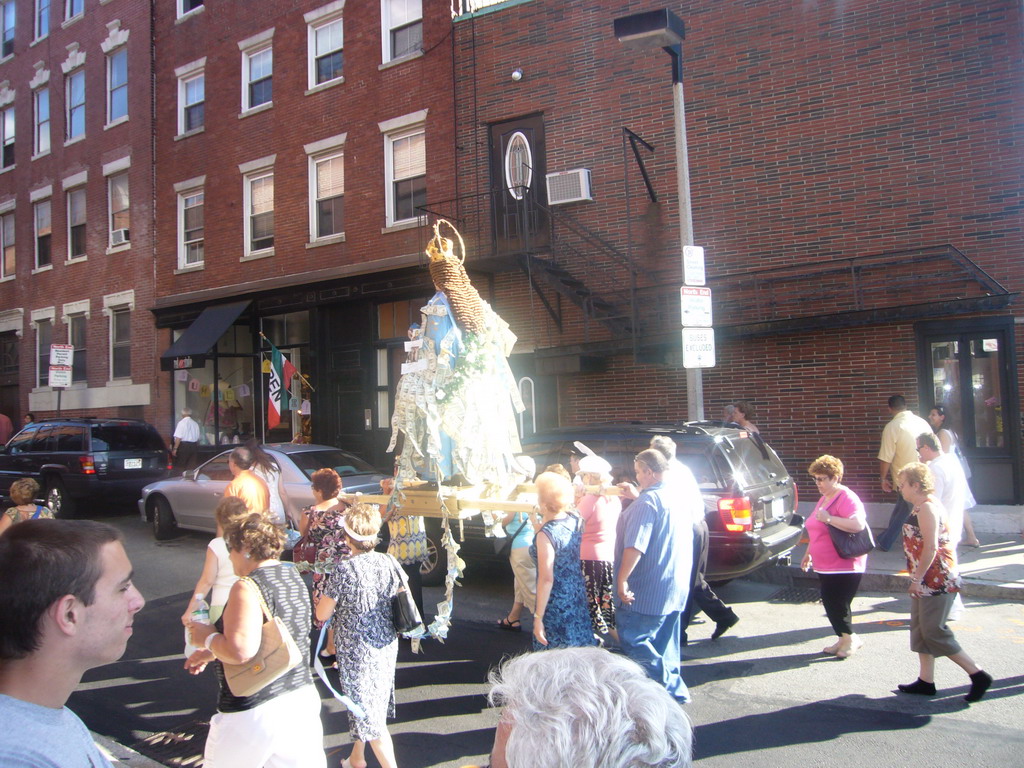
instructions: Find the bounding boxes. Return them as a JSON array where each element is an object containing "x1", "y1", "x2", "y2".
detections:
[
  {"x1": 0, "y1": 478, "x2": 53, "y2": 535},
  {"x1": 896, "y1": 462, "x2": 993, "y2": 702},
  {"x1": 316, "y1": 503, "x2": 404, "y2": 768}
]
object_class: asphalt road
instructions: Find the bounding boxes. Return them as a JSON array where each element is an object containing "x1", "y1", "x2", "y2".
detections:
[{"x1": 75, "y1": 510, "x2": 1024, "y2": 767}]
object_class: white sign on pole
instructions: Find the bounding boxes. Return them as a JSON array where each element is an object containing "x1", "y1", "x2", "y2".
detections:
[
  {"x1": 50, "y1": 344, "x2": 74, "y2": 367},
  {"x1": 683, "y1": 245, "x2": 706, "y2": 286},
  {"x1": 680, "y1": 286, "x2": 713, "y2": 327},
  {"x1": 49, "y1": 365, "x2": 72, "y2": 388},
  {"x1": 682, "y1": 327, "x2": 716, "y2": 369}
]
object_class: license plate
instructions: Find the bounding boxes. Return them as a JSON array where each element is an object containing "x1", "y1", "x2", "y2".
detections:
[
  {"x1": 124, "y1": 458, "x2": 142, "y2": 469},
  {"x1": 771, "y1": 497, "x2": 785, "y2": 519}
]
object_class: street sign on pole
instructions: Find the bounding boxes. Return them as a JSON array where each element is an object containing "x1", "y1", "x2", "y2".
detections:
[
  {"x1": 683, "y1": 245, "x2": 705, "y2": 286},
  {"x1": 680, "y1": 286, "x2": 712, "y2": 327},
  {"x1": 50, "y1": 344, "x2": 74, "y2": 367},
  {"x1": 49, "y1": 365, "x2": 72, "y2": 388},
  {"x1": 682, "y1": 327, "x2": 715, "y2": 369}
]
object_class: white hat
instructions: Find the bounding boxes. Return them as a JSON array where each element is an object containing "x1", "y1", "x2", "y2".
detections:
[{"x1": 578, "y1": 455, "x2": 612, "y2": 475}]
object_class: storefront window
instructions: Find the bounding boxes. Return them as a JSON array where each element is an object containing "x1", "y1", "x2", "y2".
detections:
[{"x1": 261, "y1": 311, "x2": 310, "y2": 442}]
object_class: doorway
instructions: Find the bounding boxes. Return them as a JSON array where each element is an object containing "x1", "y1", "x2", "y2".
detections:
[
  {"x1": 489, "y1": 114, "x2": 549, "y2": 254},
  {"x1": 916, "y1": 317, "x2": 1021, "y2": 503}
]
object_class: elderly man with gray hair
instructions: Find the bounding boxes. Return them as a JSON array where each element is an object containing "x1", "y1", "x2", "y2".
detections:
[
  {"x1": 479, "y1": 646, "x2": 693, "y2": 768},
  {"x1": 172, "y1": 406, "x2": 202, "y2": 472},
  {"x1": 615, "y1": 448, "x2": 694, "y2": 703}
]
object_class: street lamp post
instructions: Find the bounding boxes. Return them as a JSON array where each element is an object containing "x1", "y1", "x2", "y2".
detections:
[{"x1": 614, "y1": 9, "x2": 704, "y2": 421}]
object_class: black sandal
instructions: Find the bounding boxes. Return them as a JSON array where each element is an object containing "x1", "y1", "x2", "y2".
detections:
[{"x1": 498, "y1": 617, "x2": 522, "y2": 632}]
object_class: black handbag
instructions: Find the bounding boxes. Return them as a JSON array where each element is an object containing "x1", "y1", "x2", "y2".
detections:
[
  {"x1": 828, "y1": 522, "x2": 875, "y2": 559},
  {"x1": 390, "y1": 556, "x2": 423, "y2": 634}
]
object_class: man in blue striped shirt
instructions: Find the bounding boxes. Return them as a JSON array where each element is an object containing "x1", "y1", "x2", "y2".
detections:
[{"x1": 615, "y1": 449, "x2": 694, "y2": 704}]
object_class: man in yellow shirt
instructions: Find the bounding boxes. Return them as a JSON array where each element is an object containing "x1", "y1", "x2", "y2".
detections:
[
  {"x1": 876, "y1": 395, "x2": 932, "y2": 550},
  {"x1": 224, "y1": 446, "x2": 270, "y2": 515}
]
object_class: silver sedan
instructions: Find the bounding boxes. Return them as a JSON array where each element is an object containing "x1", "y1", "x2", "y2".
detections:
[{"x1": 138, "y1": 443, "x2": 385, "y2": 540}]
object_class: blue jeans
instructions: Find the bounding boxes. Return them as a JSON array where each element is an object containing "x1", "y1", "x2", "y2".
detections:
[
  {"x1": 876, "y1": 495, "x2": 911, "y2": 552},
  {"x1": 616, "y1": 608, "x2": 689, "y2": 703}
]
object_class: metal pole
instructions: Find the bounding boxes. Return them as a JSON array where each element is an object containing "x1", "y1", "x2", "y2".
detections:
[{"x1": 670, "y1": 53, "x2": 703, "y2": 421}]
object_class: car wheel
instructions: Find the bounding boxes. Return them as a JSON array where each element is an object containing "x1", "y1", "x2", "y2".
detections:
[
  {"x1": 152, "y1": 496, "x2": 177, "y2": 541},
  {"x1": 419, "y1": 520, "x2": 447, "y2": 587},
  {"x1": 45, "y1": 477, "x2": 75, "y2": 519}
]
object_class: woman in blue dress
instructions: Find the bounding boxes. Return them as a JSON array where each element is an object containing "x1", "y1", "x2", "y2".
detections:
[{"x1": 531, "y1": 471, "x2": 597, "y2": 650}]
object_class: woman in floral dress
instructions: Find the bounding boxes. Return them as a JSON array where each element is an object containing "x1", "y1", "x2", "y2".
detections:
[
  {"x1": 531, "y1": 471, "x2": 597, "y2": 651},
  {"x1": 316, "y1": 503, "x2": 403, "y2": 768}
]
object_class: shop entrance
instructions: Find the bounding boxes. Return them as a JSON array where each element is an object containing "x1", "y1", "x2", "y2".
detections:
[{"x1": 916, "y1": 317, "x2": 1021, "y2": 503}]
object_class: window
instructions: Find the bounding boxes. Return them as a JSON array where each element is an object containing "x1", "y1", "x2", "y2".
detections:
[
  {"x1": 313, "y1": 152, "x2": 344, "y2": 238},
  {"x1": 1, "y1": 211, "x2": 13, "y2": 278},
  {"x1": 385, "y1": 126, "x2": 426, "y2": 225},
  {"x1": 34, "y1": 88, "x2": 50, "y2": 155},
  {"x1": 245, "y1": 172, "x2": 274, "y2": 253},
  {"x1": 243, "y1": 47, "x2": 272, "y2": 111},
  {"x1": 179, "y1": 190, "x2": 204, "y2": 266},
  {"x1": 64, "y1": 0, "x2": 81, "y2": 21},
  {"x1": 107, "y1": 48, "x2": 127, "y2": 124},
  {"x1": 310, "y1": 18, "x2": 343, "y2": 86},
  {"x1": 34, "y1": 0, "x2": 48, "y2": 40},
  {"x1": 1, "y1": 0, "x2": 14, "y2": 58},
  {"x1": 66, "y1": 69, "x2": 85, "y2": 140},
  {"x1": 382, "y1": 0, "x2": 421, "y2": 62},
  {"x1": 108, "y1": 173, "x2": 129, "y2": 246},
  {"x1": 1, "y1": 106, "x2": 13, "y2": 170},
  {"x1": 179, "y1": 73, "x2": 204, "y2": 133},
  {"x1": 177, "y1": 0, "x2": 203, "y2": 18},
  {"x1": 34, "y1": 200, "x2": 50, "y2": 268},
  {"x1": 67, "y1": 187, "x2": 86, "y2": 259},
  {"x1": 69, "y1": 313, "x2": 86, "y2": 383},
  {"x1": 110, "y1": 306, "x2": 130, "y2": 379},
  {"x1": 35, "y1": 319, "x2": 50, "y2": 386}
]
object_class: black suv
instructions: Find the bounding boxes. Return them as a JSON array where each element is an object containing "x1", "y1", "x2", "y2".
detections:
[
  {"x1": 0, "y1": 418, "x2": 170, "y2": 517},
  {"x1": 418, "y1": 422, "x2": 803, "y2": 585}
]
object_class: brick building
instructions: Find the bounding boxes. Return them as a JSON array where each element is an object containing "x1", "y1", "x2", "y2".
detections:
[
  {"x1": 152, "y1": 0, "x2": 456, "y2": 459},
  {"x1": 0, "y1": 0, "x2": 157, "y2": 427},
  {"x1": 449, "y1": 0, "x2": 1024, "y2": 503}
]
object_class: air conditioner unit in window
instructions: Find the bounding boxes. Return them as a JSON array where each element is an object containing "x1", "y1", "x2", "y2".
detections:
[
  {"x1": 546, "y1": 169, "x2": 593, "y2": 205},
  {"x1": 111, "y1": 229, "x2": 130, "y2": 246}
]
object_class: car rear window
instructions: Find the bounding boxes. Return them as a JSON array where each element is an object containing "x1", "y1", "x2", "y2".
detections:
[
  {"x1": 91, "y1": 424, "x2": 165, "y2": 452},
  {"x1": 289, "y1": 449, "x2": 377, "y2": 478},
  {"x1": 721, "y1": 435, "x2": 786, "y2": 486}
]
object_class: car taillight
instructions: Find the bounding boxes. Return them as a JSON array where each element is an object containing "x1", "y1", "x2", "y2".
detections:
[
  {"x1": 79, "y1": 455, "x2": 96, "y2": 475},
  {"x1": 719, "y1": 496, "x2": 752, "y2": 532},
  {"x1": 167, "y1": 460, "x2": 174, "y2": 471}
]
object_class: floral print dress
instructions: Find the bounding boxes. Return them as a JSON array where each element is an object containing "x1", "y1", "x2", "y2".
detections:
[
  {"x1": 530, "y1": 514, "x2": 598, "y2": 650},
  {"x1": 903, "y1": 506, "x2": 961, "y2": 595},
  {"x1": 298, "y1": 502, "x2": 350, "y2": 627}
]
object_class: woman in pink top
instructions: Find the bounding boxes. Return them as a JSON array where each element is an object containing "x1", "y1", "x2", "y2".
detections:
[
  {"x1": 801, "y1": 455, "x2": 869, "y2": 658},
  {"x1": 575, "y1": 455, "x2": 622, "y2": 644}
]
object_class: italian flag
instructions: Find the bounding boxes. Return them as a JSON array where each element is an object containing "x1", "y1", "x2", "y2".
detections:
[{"x1": 267, "y1": 344, "x2": 298, "y2": 430}]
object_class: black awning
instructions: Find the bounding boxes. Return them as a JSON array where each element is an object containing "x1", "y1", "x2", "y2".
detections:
[{"x1": 160, "y1": 300, "x2": 250, "y2": 371}]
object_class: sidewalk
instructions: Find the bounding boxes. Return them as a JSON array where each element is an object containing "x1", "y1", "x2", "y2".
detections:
[{"x1": 93, "y1": 733, "x2": 166, "y2": 768}]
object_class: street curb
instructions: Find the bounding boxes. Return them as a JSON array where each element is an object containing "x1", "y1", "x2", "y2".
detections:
[
  {"x1": 93, "y1": 732, "x2": 167, "y2": 768},
  {"x1": 747, "y1": 562, "x2": 1024, "y2": 602}
]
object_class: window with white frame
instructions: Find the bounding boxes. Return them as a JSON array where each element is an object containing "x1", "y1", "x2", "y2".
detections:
[
  {"x1": 384, "y1": 125, "x2": 425, "y2": 226},
  {"x1": 179, "y1": 189, "x2": 204, "y2": 267},
  {"x1": 2, "y1": 0, "x2": 15, "y2": 58},
  {"x1": 179, "y1": 73, "x2": 204, "y2": 133},
  {"x1": 245, "y1": 171, "x2": 274, "y2": 254},
  {"x1": 34, "y1": 200, "x2": 50, "y2": 268},
  {"x1": 107, "y1": 48, "x2": 127, "y2": 124},
  {"x1": 1, "y1": 105, "x2": 13, "y2": 169},
  {"x1": 34, "y1": 0, "x2": 48, "y2": 40},
  {"x1": 108, "y1": 173, "x2": 129, "y2": 246},
  {"x1": 312, "y1": 152, "x2": 344, "y2": 239},
  {"x1": 67, "y1": 187, "x2": 86, "y2": 259},
  {"x1": 243, "y1": 46, "x2": 272, "y2": 111},
  {"x1": 110, "y1": 306, "x2": 130, "y2": 379},
  {"x1": 34, "y1": 88, "x2": 49, "y2": 155},
  {"x1": 1, "y1": 211, "x2": 14, "y2": 278},
  {"x1": 310, "y1": 17, "x2": 343, "y2": 87},
  {"x1": 65, "y1": 69, "x2": 85, "y2": 140},
  {"x1": 64, "y1": 0, "x2": 81, "y2": 22},
  {"x1": 35, "y1": 318, "x2": 51, "y2": 386},
  {"x1": 177, "y1": 0, "x2": 203, "y2": 18},
  {"x1": 69, "y1": 312, "x2": 86, "y2": 382},
  {"x1": 382, "y1": 0, "x2": 421, "y2": 63}
]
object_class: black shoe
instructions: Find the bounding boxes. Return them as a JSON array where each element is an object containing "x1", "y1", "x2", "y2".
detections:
[
  {"x1": 897, "y1": 678, "x2": 936, "y2": 696},
  {"x1": 965, "y1": 670, "x2": 993, "y2": 703},
  {"x1": 711, "y1": 613, "x2": 739, "y2": 640}
]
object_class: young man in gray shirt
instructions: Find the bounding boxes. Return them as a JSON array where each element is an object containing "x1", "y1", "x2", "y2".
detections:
[{"x1": 0, "y1": 519, "x2": 145, "y2": 767}]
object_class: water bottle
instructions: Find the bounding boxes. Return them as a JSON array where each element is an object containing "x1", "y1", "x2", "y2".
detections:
[{"x1": 183, "y1": 596, "x2": 211, "y2": 658}]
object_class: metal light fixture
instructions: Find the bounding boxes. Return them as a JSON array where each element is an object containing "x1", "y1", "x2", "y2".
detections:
[{"x1": 511, "y1": 68, "x2": 523, "y2": 81}]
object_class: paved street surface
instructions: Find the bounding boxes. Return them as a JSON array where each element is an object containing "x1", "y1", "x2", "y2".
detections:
[{"x1": 77, "y1": 511, "x2": 1023, "y2": 767}]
